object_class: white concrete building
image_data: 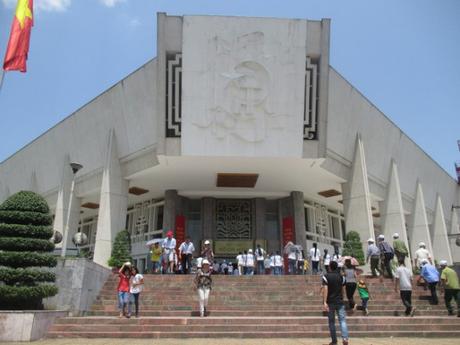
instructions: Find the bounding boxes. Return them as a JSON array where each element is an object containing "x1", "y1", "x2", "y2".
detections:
[{"x1": 1, "y1": 13, "x2": 459, "y2": 271}]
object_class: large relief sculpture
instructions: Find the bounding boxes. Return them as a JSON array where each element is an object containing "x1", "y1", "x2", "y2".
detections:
[{"x1": 182, "y1": 16, "x2": 306, "y2": 157}]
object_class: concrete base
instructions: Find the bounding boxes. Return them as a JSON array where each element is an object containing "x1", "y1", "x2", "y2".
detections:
[
  {"x1": 0, "y1": 310, "x2": 68, "y2": 341},
  {"x1": 44, "y1": 258, "x2": 111, "y2": 316}
]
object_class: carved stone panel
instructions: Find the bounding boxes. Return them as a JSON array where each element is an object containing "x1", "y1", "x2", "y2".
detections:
[
  {"x1": 182, "y1": 16, "x2": 307, "y2": 157},
  {"x1": 216, "y1": 200, "x2": 252, "y2": 239}
]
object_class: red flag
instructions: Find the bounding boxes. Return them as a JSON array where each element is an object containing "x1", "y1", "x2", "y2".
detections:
[{"x1": 3, "y1": 0, "x2": 34, "y2": 72}]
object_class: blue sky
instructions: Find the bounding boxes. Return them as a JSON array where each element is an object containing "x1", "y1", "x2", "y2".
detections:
[{"x1": 0, "y1": 0, "x2": 459, "y2": 178}]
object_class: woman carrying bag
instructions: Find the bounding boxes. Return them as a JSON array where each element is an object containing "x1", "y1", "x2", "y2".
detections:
[{"x1": 195, "y1": 259, "x2": 213, "y2": 317}]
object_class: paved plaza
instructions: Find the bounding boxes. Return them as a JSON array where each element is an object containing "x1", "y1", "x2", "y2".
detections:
[{"x1": 3, "y1": 339, "x2": 460, "y2": 345}]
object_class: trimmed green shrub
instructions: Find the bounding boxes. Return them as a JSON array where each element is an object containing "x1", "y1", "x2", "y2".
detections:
[
  {"x1": 342, "y1": 230, "x2": 366, "y2": 265},
  {"x1": 107, "y1": 230, "x2": 132, "y2": 268},
  {"x1": 0, "y1": 268, "x2": 55, "y2": 285},
  {"x1": 0, "y1": 237, "x2": 55, "y2": 252},
  {"x1": 0, "y1": 191, "x2": 58, "y2": 310},
  {"x1": 0, "y1": 223, "x2": 53, "y2": 239}
]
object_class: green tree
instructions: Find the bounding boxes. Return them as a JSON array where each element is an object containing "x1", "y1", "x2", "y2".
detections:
[
  {"x1": 0, "y1": 191, "x2": 58, "y2": 309},
  {"x1": 107, "y1": 230, "x2": 132, "y2": 268},
  {"x1": 342, "y1": 231, "x2": 365, "y2": 265}
]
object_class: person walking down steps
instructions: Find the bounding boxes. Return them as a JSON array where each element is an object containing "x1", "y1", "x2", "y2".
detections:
[{"x1": 195, "y1": 259, "x2": 213, "y2": 317}]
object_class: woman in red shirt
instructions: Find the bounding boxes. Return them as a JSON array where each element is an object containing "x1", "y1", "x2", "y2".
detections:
[{"x1": 117, "y1": 262, "x2": 131, "y2": 318}]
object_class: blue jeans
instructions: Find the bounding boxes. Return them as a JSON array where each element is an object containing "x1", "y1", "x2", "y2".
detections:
[
  {"x1": 246, "y1": 267, "x2": 254, "y2": 275},
  {"x1": 118, "y1": 291, "x2": 129, "y2": 310},
  {"x1": 327, "y1": 303, "x2": 349, "y2": 344},
  {"x1": 272, "y1": 266, "x2": 282, "y2": 275},
  {"x1": 288, "y1": 259, "x2": 297, "y2": 274},
  {"x1": 361, "y1": 297, "x2": 369, "y2": 310},
  {"x1": 257, "y1": 261, "x2": 265, "y2": 274}
]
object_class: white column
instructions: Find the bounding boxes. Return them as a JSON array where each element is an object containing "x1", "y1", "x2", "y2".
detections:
[
  {"x1": 53, "y1": 155, "x2": 80, "y2": 252},
  {"x1": 30, "y1": 171, "x2": 39, "y2": 193},
  {"x1": 93, "y1": 129, "x2": 129, "y2": 268},
  {"x1": 450, "y1": 209, "x2": 460, "y2": 263},
  {"x1": 342, "y1": 134, "x2": 374, "y2": 270},
  {"x1": 432, "y1": 195, "x2": 453, "y2": 265},
  {"x1": 408, "y1": 182, "x2": 434, "y2": 261},
  {"x1": 381, "y1": 161, "x2": 411, "y2": 270}
]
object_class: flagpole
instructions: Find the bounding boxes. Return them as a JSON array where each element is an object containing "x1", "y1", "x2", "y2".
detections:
[{"x1": 0, "y1": 70, "x2": 5, "y2": 93}]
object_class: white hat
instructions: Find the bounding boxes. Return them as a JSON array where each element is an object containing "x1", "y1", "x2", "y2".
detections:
[
  {"x1": 202, "y1": 259, "x2": 210, "y2": 266},
  {"x1": 421, "y1": 259, "x2": 429, "y2": 265},
  {"x1": 393, "y1": 233, "x2": 399, "y2": 238},
  {"x1": 204, "y1": 240, "x2": 210, "y2": 245},
  {"x1": 367, "y1": 238, "x2": 375, "y2": 243},
  {"x1": 248, "y1": 249, "x2": 253, "y2": 253},
  {"x1": 378, "y1": 234, "x2": 385, "y2": 240},
  {"x1": 418, "y1": 242, "x2": 426, "y2": 247},
  {"x1": 439, "y1": 260, "x2": 448, "y2": 266}
]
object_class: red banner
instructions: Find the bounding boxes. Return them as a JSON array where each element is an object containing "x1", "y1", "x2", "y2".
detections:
[
  {"x1": 175, "y1": 215, "x2": 186, "y2": 250},
  {"x1": 282, "y1": 216, "x2": 295, "y2": 272}
]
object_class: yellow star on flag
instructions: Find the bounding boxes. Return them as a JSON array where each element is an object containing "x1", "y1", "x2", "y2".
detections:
[{"x1": 15, "y1": 0, "x2": 33, "y2": 29}]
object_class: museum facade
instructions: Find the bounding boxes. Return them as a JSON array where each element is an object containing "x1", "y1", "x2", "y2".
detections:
[{"x1": 0, "y1": 13, "x2": 459, "y2": 272}]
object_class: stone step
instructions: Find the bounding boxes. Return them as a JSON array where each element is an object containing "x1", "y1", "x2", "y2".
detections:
[{"x1": 47, "y1": 330, "x2": 460, "y2": 339}]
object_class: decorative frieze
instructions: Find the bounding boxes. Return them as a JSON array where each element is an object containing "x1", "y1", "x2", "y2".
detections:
[
  {"x1": 166, "y1": 52, "x2": 182, "y2": 137},
  {"x1": 304, "y1": 57, "x2": 319, "y2": 140}
]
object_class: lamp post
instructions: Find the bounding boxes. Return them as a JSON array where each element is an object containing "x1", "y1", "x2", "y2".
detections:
[{"x1": 61, "y1": 162, "x2": 83, "y2": 258}]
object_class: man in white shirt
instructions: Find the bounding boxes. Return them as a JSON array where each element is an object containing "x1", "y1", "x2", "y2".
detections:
[
  {"x1": 246, "y1": 249, "x2": 255, "y2": 275},
  {"x1": 255, "y1": 244, "x2": 266, "y2": 275},
  {"x1": 413, "y1": 242, "x2": 433, "y2": 268},
  {"x1": 162, "y1": 230, "x2": 176, "y2": 274},
  {"x1": 271, "y1": 251, "x2": 283, "y2": 275},
  {"x1": 236, "y1": 252, "x2": 244, "y2": 275},
  {"x1": 178, "y1": 237, "x2": 195, "y2": 274},
  {"x1": 310, "y1": 243, "x2": 321, "y2": 275},
  {"x1": 394, "y1": 259, "x2": 416, "y2": 316}
]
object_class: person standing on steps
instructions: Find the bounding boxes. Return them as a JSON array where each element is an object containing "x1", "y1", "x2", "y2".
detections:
[
  {"x1": 366, "y1": 238, "x2": 381, "y2": 278},
  {"x1": 392, "y1": 233, "x2": 409, "y2": 263},
  {"x1": 419, "y1": 259, "x2": 440, "y2": 305},
  {"x1": 200, "y1": 240, "x2": 214, "y2": 271},
  {"x1": 394, "y1": 258, "x2": 416, "y2": 316},
  {"x1": 255, "y1": 244, "x2": 266, "y2": 275},
  {"x1": 377, "y1": 235, "x2": 394, "y2": 278},
  {"x1": 236, "y1": 251, "x2": 244, "y2": 275},
  {"x1": 357, "y1": 278, "x2": 370, "y2": 316},
  {"x1": 413, "y1": 242, "x2": 433, "y2": 269},
  {"x1": 439, "y1": 260, "x2": 460, "y2": 317},
  {"x1": 310, "y1": 242, "x2": 321, "y2": 275},
  {"x1": 332, "y1": 247, "x2": 342, "y2": 268},
  {"x1": 271, "y1": 251, "x2": 283, "y2": 275},
  {"x1": 195, "y1": 259, "x2": 212, "y2": 317},
  {"x1": 323, "y1": 249, "x2": 331, "y2": 273},
  {"x1": 128, "y1": 266, "x2": 144, "y2": 318},
  {"x1": 343, "y1": 258, "x2": 358, "y2": 310},
  {"x1": 117, "y1": 262, "x2": 131, "y2": 318},
  {"x1": 246, "y1": 249, "x2": 255, "y2": 275},
  {"x1": 162, "y1": 230, "x2": 176, "y2": 274},
  {"x1": 321, "y1": 260, "x2": 349, "y2": 345},
  {"x1": 179, "y1": 237, "x2": 195, "y2": 274}
]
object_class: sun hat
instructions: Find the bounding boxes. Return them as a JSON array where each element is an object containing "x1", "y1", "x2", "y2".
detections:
[
  {"x1": 378, "y1": 234, "x2": 385, "y2": 240},
  {"x1": 439, "y1": 260, "x2": 448, "y2": 266},
  {"x1": 393, "y1": 233, "x2": 399, "y2": 238},
  {"x1": 418, "y1": 242, "x2": 426, "y2": 247},
  {"x1": 367, "y1": 238, "x2": 375, "y2": 243},
  {"x1": 202, "y1": 259, "x2": 210, "y2": 266},
  {"x1": 248, "y1": 249, "x2": 253, "y2": 253},
  {"x1": 204, "y1": 240, "x2": 210, "y2": 245},
  {"x1": 166, "y1": 230, "x2": 173, "y2": 237}
]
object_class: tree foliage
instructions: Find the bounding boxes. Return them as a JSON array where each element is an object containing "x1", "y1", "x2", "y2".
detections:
[
  {"x1": 0, "y1": 191, "x2": 57, "y2": 309},
  {"x1": 342, "y1": 230, "x2": 366, "y2": 265},
  {"x1": 107, "y1": 230, "x2": 132, "y2": 268}
]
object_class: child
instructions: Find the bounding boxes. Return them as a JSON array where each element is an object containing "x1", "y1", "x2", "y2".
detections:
[
  {"x1": 357, "y1": 278, "x2": 370, "y2": 315},
  {"x1": 394, "y1": 259, "x2": 416, "y2": 316},
  {"x1": 117, "y1": 262, "x2": 131, "y2": 318}
]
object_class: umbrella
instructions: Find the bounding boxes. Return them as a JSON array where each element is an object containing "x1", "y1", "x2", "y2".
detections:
[
  {"x1": 146, "y1": 238, "x2": 163, "y2": 247},
  {"x1": 340, "y1": 256, "x2": 360, "y2": 267}
]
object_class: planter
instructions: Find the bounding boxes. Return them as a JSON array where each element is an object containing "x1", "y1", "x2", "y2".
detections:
[{"x1": 0, "y1": 310, "x2": 68, "y2": 341}]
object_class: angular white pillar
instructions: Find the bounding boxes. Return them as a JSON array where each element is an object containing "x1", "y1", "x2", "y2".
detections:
[
  {"x1": 30, "y1": 171, "x2": 39, "y2": 193},
  {"x1": 432, "y1": 195, "x2": 453, "y2": 265},
  {"x1": 342, "y1": 135, "x2": 374, "y2": 270},
  {"x1": 53, "y1": 155, "x2": 81, "y2": 254},
  {"x1": 93, "y1": 130, "x2": 129, "y2": 268},
  {"x1": 381, "y1": 161, "x2": 411, "y2": 270},
  {"x1": 408, "y1": 182, "x2": 434, "y2": 261},
  {"x1": 450, "y1": 210, "x2": 460, "y2": 263}
]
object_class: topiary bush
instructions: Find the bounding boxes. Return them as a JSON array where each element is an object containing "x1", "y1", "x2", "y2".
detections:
[
  {"x1": 0, "y1": 191, "x2": 58, "y2": 309},
  {"x1": 107, "y1": 230, "x2": 132, "y2": 268},
  {"x1": 342, "y1": 230, "x2": 365, "y2": 265}
]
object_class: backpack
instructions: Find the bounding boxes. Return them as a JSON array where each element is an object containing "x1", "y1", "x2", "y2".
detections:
[{"x1": 380, "y1": 242, "x2": 394, "y2": 260}]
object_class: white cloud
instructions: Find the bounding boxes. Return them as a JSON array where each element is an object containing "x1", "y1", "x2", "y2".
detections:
[
  {"x1": 2, "y1": 0, "x2": 71, "y2": 12},
  {"x1": 99, "y1": 0, "x2": 125, "y2": 7}
]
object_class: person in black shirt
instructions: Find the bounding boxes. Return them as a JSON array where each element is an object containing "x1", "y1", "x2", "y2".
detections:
[{"x1": 321, "y1": 260, "x2": 349, "y2": 345}]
